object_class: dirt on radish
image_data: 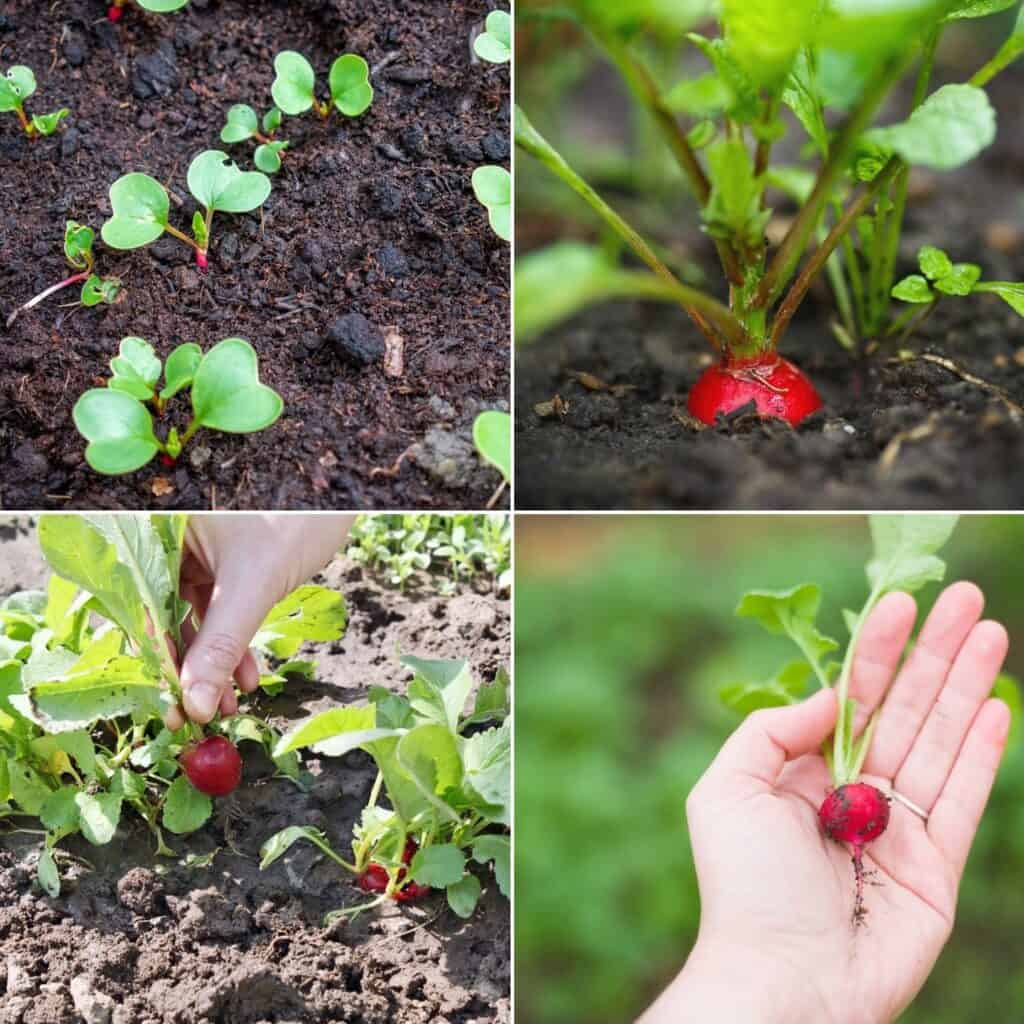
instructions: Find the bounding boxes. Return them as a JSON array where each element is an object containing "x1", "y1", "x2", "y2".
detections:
[{"x1": 0, "y1": 517, "x2": 511, "y2": 1024}]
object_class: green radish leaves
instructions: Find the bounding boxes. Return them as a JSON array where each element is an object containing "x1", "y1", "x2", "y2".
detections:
[
  {"x1": 474, "y1": 10, "x2": 512, "y2": 64},
  {"x1": 187, "y1": 150, "x2": 271, "y2": 214},
  {"x1": 102, "y1": 173, "x2": 170, "y2": 249},
  {"x1": 72, "y1": 337, "x2": 283, "y2": 475},
  {"x1": 220, "y1": 103, "x2": 259, "y2": 142},
  {"x1": 136, "y1": 0, "x2": 190, "y2": 10},
  {"x1": 272, "y1": 50, "x2": 373, "y2": 119},
  {"x1": 473, "y1": 411, "x2": 512, "y2": 484},
  {"x1": 866, "y1": 514, "x2": 959, "y2": 595},
  {"x1": 0, "y1": 65, "x2": 37, "y2": 109},
  {"x1": 471, "y1": 166, "x2": 511, "y2": 241},
  {"x1": 221, "y1": 105, "x2": 289, "y2": 173},
  {"x1": 894, "y1": 247, "x2": 1024, "y2": 317}
]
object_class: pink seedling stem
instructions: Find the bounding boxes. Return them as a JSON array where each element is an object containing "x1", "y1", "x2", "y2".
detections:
[
  {"x1": 6, "y1": 270, "x2": 89, "y2": 328},
  {"x1": 195, "y1": 250, "x2": 209, "y2": 272}
]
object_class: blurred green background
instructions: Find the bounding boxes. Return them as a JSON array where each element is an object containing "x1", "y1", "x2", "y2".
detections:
[{"x1": 515, "y1": 515, "x2": 1024, "y2": 1024}]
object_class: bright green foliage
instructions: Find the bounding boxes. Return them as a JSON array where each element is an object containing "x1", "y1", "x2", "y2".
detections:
[
  {"x1": 271, "y1": 51, "x2": 373, "y2": 120},
  {"x1": 0, "y1": 513, "x2": 346, "y2": 895},
  {"x1": 265, "y1": 654, "x2": 510, "y2": 919},
  {"x1": 0, "y1": 64, "x2": 69, "y2": 137},
  {"x1": 345, "y1": 514, "x2": 511, "y2": 594},
  {"x1": 720, "y1": 0, "x2": 819, "y2": 88},
  {"x1": 471, "y1": 166, "x2": 511, "y2": 241},
  {"x1": 73, "y1": 337, "x2": 283, "y2": 475},
  {"x1": 102, "y1": 151, "x2": 271, "y2": 265},
  {"x1": 473, "y1": 411, "x2": 511, "y2": 484},
  {"x1": 474, "y1": 10, "x2": 512, "y2": 64},
  {"x1": 894, "y1": 245, "x2": 1024, "y2": 319},
  {"x1": 136, "y1": 0, "x2": 190, "y2": 10}
]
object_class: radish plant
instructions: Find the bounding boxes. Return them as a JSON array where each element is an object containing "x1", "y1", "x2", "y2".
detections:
[
  {"x1": 474, "y1": 411, "x2": 512, "y2": 506},
  {"x1": 0, "y1": 65, "x2": 68, "y2": 137},
  {"x1": 475, "y1": 10, "x2": 512, "y2": 64},
  {"x1": 516, "y1": 1, "x2": 1024, "y2": 426},
  {"x1": 472, "y1": 166, "x2": 512, "y2": 242},
  {"x1": 73, "y1": 336, "x2": 283, "y2": 474},
  {"x1": 271, "y1": 51, "x2": 373, "y2": 121},
  {"x1": 262, "y1": 656, "x2": 510, "y2": 921},
  {"x1": 106, "y1": 0, "x2": 188, "y2": 21},
  {"x1": 725, "y1": 514, "x2": 962, "y2": 922},
  {"x1": 220, "y1": 104, "x2": 290, "y2": 174},
  {"x1": 0, "y1": 514, "x2": 345, "y2": 896},
  {"x1": 6, "y1": 222, "x2": 120, "y2": 329},
  {"x1": 101, "y1": 150, "x2": 272, "y2": 272}
]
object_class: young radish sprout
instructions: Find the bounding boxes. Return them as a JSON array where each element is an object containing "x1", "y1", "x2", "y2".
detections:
[
  {"x1": 516, "y1": 2, "x2": 1024, "y2": 426},
  {"x1": 6, "y1": 221, "x2": 121, "y2": 328},
  {"x1": 221, "y1": 104, "x2": 290, "y2": 173},
  {"x1": 0, "y1": 65, "x2": 69, "y2": 137},
  {"x1": 73, "y1": 336, "x2": 283, "y2": 474},
  {"x1": 101, "y1": 150, "x2": 272, "y2": 272},
  {"x1": 270, "y1": 51, "x2": 373, "y2": 122},
  {"x1": 726, "y1": 514, "x2": 961, "y2": 924},
  {"x1": 474, "y1": 10, "x2": 512, "y2": 64},
  {"x1": 473, "y1": 410, "x2": 512, "y2": 508},
  {"x1": 472, "y1": 166, "x2": 512, "y2": 242},
  {"x1": 106, "y1": 0, "x2": 188, "y2": 21}
]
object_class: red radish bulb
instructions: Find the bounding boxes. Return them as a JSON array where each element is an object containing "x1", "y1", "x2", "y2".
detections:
[
  {"x1": 196, "y1": 250, "x2": 209, "y2": 272},
  {"x1": 688, "y1": 355, "x2": 823, "y2": 426},
  {"x1": 819, "y1": 782, "x2": 891, "y2": 924},
  {"x1": 180, "y1": 735, "x2": 242, "y2": 797},
  {"x1": 394, "y1": 881, "x2": 430, "y2": 903},
  {"x1": 107, "y1": 4, "x2": 123, "y2": 21},
  {"x1": 159, "y1": 453, "x2": 176, "y2": 468},
  {"x1": 357, "y1": 864, "x2": 389, "y2": 893},
  {"x1": 402, "y1": 838, "x2": 418, "y2": 865}
]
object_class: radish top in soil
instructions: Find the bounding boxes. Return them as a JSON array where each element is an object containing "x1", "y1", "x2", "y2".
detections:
[
  {"x1": 0, "y1": 0, "x2": 510, "y2": 511},
  {"x1": 515, "y1": 43, "x2": 1024, "y2": 511},
  {"x1": 0, "y1": 518, "x2": 512, "y2": 1024}
]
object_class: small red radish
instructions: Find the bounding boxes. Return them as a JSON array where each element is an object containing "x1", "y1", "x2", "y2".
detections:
[
  {"x1": 688, "y1": 354, "x2": 823, "y2": 426},
  {"x1": 159, "y1": 453, "x2": 176, "y2": 468},
  {"x1": 394, "y1": 881, "x2": 430, "y2": 903},
  {"x1": 402, "y1": 838, "x2": 418, "y2": 865},
  {"x1": 819, "y1": 782, "x2": 891, "y2": 923},
  {"x1": 180, "y1": 735, "x2": 242, "y2": 797},
  {"x1": 196, "y1": 250, "x2": 209, "y2": 272},
  {"x1": 357, "y1": 864, "x2": 389, "y2": 893}
]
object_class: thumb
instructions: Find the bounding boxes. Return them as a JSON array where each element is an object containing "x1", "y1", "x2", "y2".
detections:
[
  {"x1": 179, "y1": 573, "x2": 272, "y2": 724},
  {"x1": 703, "y1": 688, "x2": 838, "y2": 794}
]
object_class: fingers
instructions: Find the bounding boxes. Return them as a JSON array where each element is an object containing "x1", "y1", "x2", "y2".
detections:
[
  {"x1": 928, "y1": 698, "x2": 1010, "y2": 879},
  {"x1": 699, "y1": 688, "x2": 838, "y2": 797},
  {"x1": 179, "y1": 571, "x2": 272, "y2": 725},
  {"x1": 847, "y1": 592, "x2": 918, "y2": 737},
  {"x1": 895, "y1": 620, "x2": 1008, "y2": 812},
  {"x1": 862, "y1": 582, "x2": 985, "y2": 779},
  {"x1": 235, "y1": 649, "x2": 261, "y2": 694}
]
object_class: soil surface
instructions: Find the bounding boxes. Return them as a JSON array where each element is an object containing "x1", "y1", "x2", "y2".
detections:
[
  {"x1": 516, "y1": 48, "x2": 1024, "y2": 510},
  {"x1": 0, "y1": 517, "x2": 511, "y2": 1023},
  {"x1": 0, "y1": 0, "x2": 510, "y2": 511}
]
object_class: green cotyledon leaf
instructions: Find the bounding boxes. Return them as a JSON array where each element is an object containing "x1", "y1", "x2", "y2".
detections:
[{"x1": 190, "y1": 338, "x2": 283, "y2": 433}]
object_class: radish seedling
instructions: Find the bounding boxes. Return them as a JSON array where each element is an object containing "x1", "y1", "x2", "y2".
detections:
[
  {"x1": 474, "y1": 411, "x2": 511, "y2": 507},
  {"x1": 0, "y1": 65, "x2": 68, "y2": 137},
  {"x1": 0, "y1": 514, "x2": 345, "y2": 896},
  {"x1": 474, "y1": 10, "x2": 512, "y2": 64},
  {"x1": 101, "y1": 150, "x2": 272, "y2": 272},
  {"x1": 725, "y1": 514, "x2": 963, "y2": 924},
  {"x1": 6, "y1": 221, "x2": 121, "y2": 329},
  {"x1": 517, "y1": 2, "x2": 1024, "y2": 425},
  {"x1": 271, "y1": 51, "x2": 373, "y2": 121},
  {"x1": 73, "y1": 336, "x2": 283, "y2": 474},
  {"x1": 472, "y1": 166, "x2": 512, "y2": 242},
  {"x1": 221, "y1": 104, "x2": 290, "y2": 174},
  {"x1": 106, "y1": 0, "x2": 188, "y2": 21},
  {"x1": 262, "y1": 656, "x2": 510, "y2": 920}
]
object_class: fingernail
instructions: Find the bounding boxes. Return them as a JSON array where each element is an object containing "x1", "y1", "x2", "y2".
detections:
[{"x1": 186, "y1": 682, "x2": 221, "y2": 721}]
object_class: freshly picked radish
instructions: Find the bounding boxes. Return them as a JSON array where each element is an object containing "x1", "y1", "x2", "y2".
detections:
[
  {"x1": 180, "y1": 735, "x2": 242, "y2": 797},
  {"x1": 727, "y1": 514, "x2": 960, "y2": 924}
]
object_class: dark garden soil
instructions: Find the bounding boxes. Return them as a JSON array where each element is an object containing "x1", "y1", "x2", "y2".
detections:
[
  {"x1": 516, "y1": 57, "x2": 1024, "y2": 510},
  {"x1": 0, "y1": 518, "x2": 512, "y2": 1024},
  {"x1": 0, "y1": 0, "x2": 510, "y2": 511}
]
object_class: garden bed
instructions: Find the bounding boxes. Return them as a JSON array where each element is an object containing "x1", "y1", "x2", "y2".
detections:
[
  {"x1": 0, "y1": 0, "x2": 510, "y2": 510},
  {"x1": 0, "y1": 518, "x2": 511, "y2": 1024},
  {"x1": 515, "y1": 49, "x2": 1024, "y2": 511}
]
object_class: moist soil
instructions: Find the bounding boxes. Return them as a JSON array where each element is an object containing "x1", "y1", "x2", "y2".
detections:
[
  {"x1": 516, "y1": 57, "x2": 1024, "y2": 510},
  {"x1": 0, "y1": 0, "x2": 510, "y2": 511},
  {"x1": 0, "y1": 518, "x2": 511, "y2": 1024}
]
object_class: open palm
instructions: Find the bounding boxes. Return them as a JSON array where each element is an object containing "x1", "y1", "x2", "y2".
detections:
[{"x1": 683, "y1": 583, "x2": 1009, "y2": 1024}]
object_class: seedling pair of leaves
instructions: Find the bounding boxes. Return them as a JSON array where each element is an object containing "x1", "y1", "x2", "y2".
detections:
[
  {"x1": 6, "y1": 222, "x2": 120, "y2": 329},
  {"x1": 472, "y1": 166, "x2": 512, "y2": 242},
  {"x1": 515, "y1": 1, "x2": 1024, "y2": 370},
  {"x1": 0, "y1": 65, "x2": 68, "y2": 137},
  {"x1": 221, "y1": 105, "x2": 289, "y2": 173},
  {"x1": 474, "y1": 10, "x2": 512, "y2": 64},
  {"x1": 271, "y1": 52, "x2": 373, "y2": 121},
  {"x1": 723, "y1": 515, "x2": 1019, "y2": 785},
  {"x1": 102, "y1": 150, "x2": 272, "y2": 271},
  {"x1": 261, "y1": 656, "x2": 511, "y2": 920},
  {"x1": 108, "y1": 0, "x2": 189, "y2": 19},
  {"x1": 892, "y1": 244, "x2": 1024, "y2": 333},
  {"x1": 73, "y1": 337, "x2": 283, "y2": 475},
  {"x1": 0, "y1": 514, "x2": 347, "y2": 896}
]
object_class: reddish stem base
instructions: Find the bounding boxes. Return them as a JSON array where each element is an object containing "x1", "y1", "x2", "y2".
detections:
[
  {"x1": 195, "y1": 250, "x2": 209, "y2": 272},
  {"x1": 107, "y1": 4, "x2": 123, "y2": 21},
  {"x1": 687, "y1": 354, "x2": 823, "y2": 427}
]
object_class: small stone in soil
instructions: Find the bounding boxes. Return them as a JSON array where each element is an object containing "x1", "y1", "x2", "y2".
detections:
[
  {"x1": 132, "y1": 42, "x2": 180, "y2": 100},
  {"x1": 377, "y1": 244, "x2": 408, "y2": 277},
  {"x1": 63, "y1": 32, "x2": 89, "y2": 67},
  {"x1": 326, "y1": 313, "x2": 385, "y2": 367},
  {"x1": 372, "y1": 180, "x2": 403, "y2": 219},
  {"x1": 482, "y1": 130, "x2": 510, "y2": 161}
]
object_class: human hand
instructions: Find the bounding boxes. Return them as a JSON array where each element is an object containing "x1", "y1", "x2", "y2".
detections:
[
  {"x1": 640, "y1": 582, "x2": 1010, "y2": 1024},
  {"x1": 163, "y1": 513, "x2": 356, "y2": 729}
]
